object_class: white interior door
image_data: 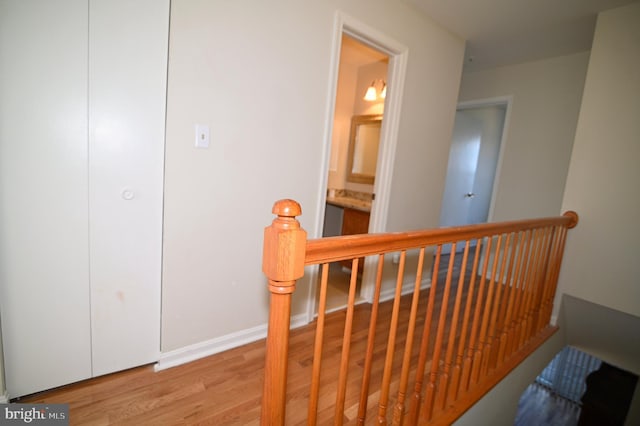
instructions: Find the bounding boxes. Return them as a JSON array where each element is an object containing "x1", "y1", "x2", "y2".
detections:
[
  {"x1": 467, "y1": 106, "x2": 505, "y2": 224},
  {"x1": 0, "y1": 0, "x2": 92, "y2": 397},
  {"x1": 439, "y1": 110, "x2": 482, "y2": 228},
  {"x1": 439, "y1": 105, "x2": 506, "y2": 243},
  {"x1": 88, "y1": 0, "x2": 169, "y2": 377}
]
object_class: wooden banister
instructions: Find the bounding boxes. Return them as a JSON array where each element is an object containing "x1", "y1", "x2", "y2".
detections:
[
  {"x1": 261, "y1": 200, "x2": 578, "y2": 425},
  {"x1": 304, "y1": 213, "x2": 577, "y2": 265},
  {"x1": 261, "y1": 199, "x2": 307, "y2": 425}
]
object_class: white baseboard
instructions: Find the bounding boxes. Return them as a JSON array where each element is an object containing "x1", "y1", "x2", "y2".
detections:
[
  {"x1": 154, "y1": 277, "x2": 430, "y2": 373},
  {"x1": 154, "y1": 313, "x2": 308, "y2": 372},
  {"x1": 378, "y1": 278, "x2": 431, "y2": 303},
  {"x1": 0, "y1": 391, "x2": 8, "y2": 403}
]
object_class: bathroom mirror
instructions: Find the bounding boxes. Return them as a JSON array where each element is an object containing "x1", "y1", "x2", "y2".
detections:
[{"x1": 346, "y1": 114, "x2": 382, "y2": 185}]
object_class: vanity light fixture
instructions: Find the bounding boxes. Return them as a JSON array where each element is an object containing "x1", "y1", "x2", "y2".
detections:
[
  {"x1": 363, "y1": 79, "x2": 387, "y2": 101},
  {"x1": 364, "y1": 81, "x2": 378, "y2": 101}
]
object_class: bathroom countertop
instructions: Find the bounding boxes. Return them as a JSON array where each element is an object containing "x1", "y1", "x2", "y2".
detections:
[{"x1": 326, "y1": 196, "x2": 371, "y2": 212}]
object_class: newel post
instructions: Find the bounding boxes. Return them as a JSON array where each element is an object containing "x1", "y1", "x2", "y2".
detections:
[{"x1": 261, "y1": 199, "x2": 307, "y2": 425}]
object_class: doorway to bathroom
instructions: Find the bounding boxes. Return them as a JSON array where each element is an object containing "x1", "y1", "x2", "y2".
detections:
[
  {"x1": 321, "y1": 34, "x2": 388, "y2": 313},
  {"x1": 305, "y1": 14, "x2": 408, "y2": 320}
]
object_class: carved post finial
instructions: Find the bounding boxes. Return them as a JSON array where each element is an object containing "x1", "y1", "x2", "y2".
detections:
[{"x1": 272, "y1": 199, "x2": 302, "y2": 217}]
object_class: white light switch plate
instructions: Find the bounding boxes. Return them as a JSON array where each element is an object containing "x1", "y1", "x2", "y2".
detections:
[{"x1": 195, "y1": 124, "x2": 210, "y2": 148}]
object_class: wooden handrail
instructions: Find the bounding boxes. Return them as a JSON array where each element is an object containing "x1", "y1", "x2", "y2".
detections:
[
  {"x1": 261, "y1": 199, "x2": 578, "y2": 425},
  {"x1": 305, "y1": 211, "x2": 577, "y2": 265}
]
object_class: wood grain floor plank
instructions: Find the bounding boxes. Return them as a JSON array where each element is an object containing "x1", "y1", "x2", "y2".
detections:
[{"x1": 18, "y1": 254, "x2": 546, "y2": 425}]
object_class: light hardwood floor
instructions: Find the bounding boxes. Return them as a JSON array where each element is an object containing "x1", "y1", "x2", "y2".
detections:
[
  {"x1": 323, "y1": 263, "x2": 364, "y2": 313},
  {"x1": 21, "y1": 336, "x2": 266, "y2": 424},
  {"x1": 20, "y1": 284, "x2": 442, "y2": 425},
  {"x1": 18, "y1": 254, "x2": 529, "y2": 425}
]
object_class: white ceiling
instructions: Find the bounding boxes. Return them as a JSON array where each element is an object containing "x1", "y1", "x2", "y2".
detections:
[{"x1": 408, "y1": 0, "x2": 638, "y2": 71}]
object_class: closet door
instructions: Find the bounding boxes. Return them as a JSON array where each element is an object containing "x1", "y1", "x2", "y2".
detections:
[
  {"x1": 88, "y1": 0, "x2": 169, "y2": 376},
  {"x1": 0, "y1": 0, "x2": 168, "y2": 397},
  {"x1": 0, "y1": 0, "x2": 92, "y2": 397}
]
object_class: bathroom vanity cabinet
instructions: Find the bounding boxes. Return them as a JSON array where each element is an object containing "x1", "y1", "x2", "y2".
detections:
[{"x1": 341, "y1": 207, "x2": 370, "y2": 237}]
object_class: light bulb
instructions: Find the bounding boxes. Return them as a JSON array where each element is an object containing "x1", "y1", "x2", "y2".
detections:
[{"x1": 364, "y1": 82, "x2": 377, "y2": 101}]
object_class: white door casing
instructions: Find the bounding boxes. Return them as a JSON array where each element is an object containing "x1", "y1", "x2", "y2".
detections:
[{"x1": 308, "y1": 12, "x2": 408, "y2": 319}]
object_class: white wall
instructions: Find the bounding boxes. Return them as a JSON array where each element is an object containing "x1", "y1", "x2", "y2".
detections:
[
  {"x1": 328, "y1": 59, "x2": 358, "y2": 190},
  {"x1": 557, "y1": 2, "x2": 640, "y2": 321},
  {"x1": 353, "y1": 61, "x2": 387, "y2": 117},
  {"x1": 458, "y1": 52, "x2": 590, "y2": 221},
  {"x1": 161, "y1": 0, "x2": 464, "y2": 353}
]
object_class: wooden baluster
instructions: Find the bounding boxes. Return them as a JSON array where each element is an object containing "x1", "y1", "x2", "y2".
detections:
[
  {"x1": 420, "y1": 243, "x2": 457, "y2": 422},
  {"x1": 357, "y1": 254, "x2": 385, "y2": 425},
  {"x1": 528, "y1": 227, "x2": 552, "y2": 338},
  {"x1": 506, "y1": 230, "x2": 530, "y2": 357},
  {"x1": 536, "y1": 227, "x2": 561, "y2": 332},
  {"x1": 467, "y1": 237, "x2": 493, "y2": 388},
  {"x1": 485, "y1": 233, "x2": 511, "y2": 371},
  {"x1": 496, "y1": 232, "x2": 519, "y2": 361},
  {"x1": 496, "y1": 232, "x2": 519, "y2": 335},
  {"x1": 517, "y1": 230, "x2": 536, "y2": 349},
  {"x1": 545, "y1": 225, "x2": 569, "y2": 324},
  {"x1": 441, "y1": 241, "x2": 471, "y2": 408},
  {"x1": 519, "y1": 228, "x2": 543, "y2": 348},
  {"x1": 377, "y1": 251, "x2": 407, "y2": 425},
  {"x1": 261, "y1": 200, "x2": 307, "y2": 426},
  {"x1": 435, "y1": 246, "x2": 461, "y2": 411},
  {"x1": 541, "y1": 225, "x2": 569, "y2": 324},
  {"x1": 308, "y1": 262, "x2": 330, "y2": 426},
  {"x1": 537, "y1": 213, "x2": 576, "y2": 327},
  {"x1": 546, "y1": 226, "x2": 566, "y2": 322},
  {"x1": 492, "y1": 232, "x2": 519, "y2": 367},
  {"x1": 499, "y1": 232, "x2": 524, "y2": 363},
  {"x1": 407, "y1": 246, "x2": 443, "y2": 425},
  {"x1": 478, "y1": 235, "x2": 503, "y2": 378},
  {"x1": 334, "y1": 257, "x2": 360, "y2": 425},
  {"x1": 392, "y1": 248, "x2": 426, "y2": 426},
  {"x1": 539, "y1": 226, "x2": 556, "y2": 331},
  {"x1": 450, "y1": 239, "x2": 482, "y2": 401},
  {"x1": 510, "y1": 230, "x2": 533, "y2": 355}
]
